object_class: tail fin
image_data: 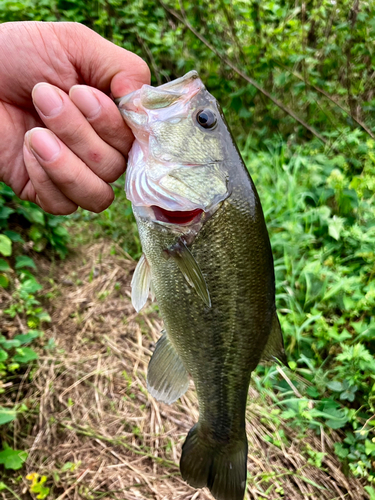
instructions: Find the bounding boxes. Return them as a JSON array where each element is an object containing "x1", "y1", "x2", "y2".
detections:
[{"x1": 180, "y1": 424, "x2": 248, "y2": 500}]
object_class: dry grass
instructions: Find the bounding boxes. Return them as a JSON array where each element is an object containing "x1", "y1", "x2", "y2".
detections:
[{"x1": 1, "y1": 241, "x2": 368, "y2": 500}]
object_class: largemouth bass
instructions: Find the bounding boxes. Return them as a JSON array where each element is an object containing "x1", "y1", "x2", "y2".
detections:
[{"x1": 117, "y1": 71, "x2": 286, "y2": 500}]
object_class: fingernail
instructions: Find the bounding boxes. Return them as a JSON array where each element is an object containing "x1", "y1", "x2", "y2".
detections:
[
  {"x1": 70, "y1": 86, "x2": 101, "y2": 119},
  {"x1": 32, "y1": 83, "x2": 63, "y2": 116},
  {"x1": 28, "y1": 128, "x2": 61, "y2": 162}
]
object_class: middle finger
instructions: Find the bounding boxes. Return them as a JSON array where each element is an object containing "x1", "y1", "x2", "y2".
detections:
[{"x1": 32, "y1": 82, "x2": 126, "y2": 183}]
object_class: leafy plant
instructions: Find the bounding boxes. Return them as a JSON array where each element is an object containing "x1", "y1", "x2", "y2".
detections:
[
  {"x1": 0, "y1": 182, "x2": 63, "y2": 479},
  {"x1": 0, "y1": 183, "x2": 69, "y2": 259},
  {"x1": 26, "y1": 473, "x2": 50, "y2": 499},
  {"x1": 248, "y1": 138, "x2": 375, "y2": 479},
  {"x1": 0, "y1": 444, "x2": 28, "y2": 471}
]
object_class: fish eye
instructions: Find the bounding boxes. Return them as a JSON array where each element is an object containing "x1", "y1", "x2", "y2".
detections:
[{"x1": 196, "y1": 109, "x2": 217, "y2": 129}]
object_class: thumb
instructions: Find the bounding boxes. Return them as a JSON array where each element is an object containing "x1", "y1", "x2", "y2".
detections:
[{"x1": 57, "y1": 23, "x2": 150, "y2": 97}]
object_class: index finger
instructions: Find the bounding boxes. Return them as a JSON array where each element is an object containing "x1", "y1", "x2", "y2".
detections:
[
  {"x1": 69, "y1": 85, "x2": 134, "y2": 157},
  {"x1": 56, "y1": 23, "x2": 151, "y2": 95}
]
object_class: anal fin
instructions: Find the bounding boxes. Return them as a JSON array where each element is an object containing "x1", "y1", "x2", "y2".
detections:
[
  {"x1": 163, "y1": 240, "x2": 211, "y2": 307},
  {"x1": 147, "y1": 331, "x2": 189, "y2": 404},
  {"x1": 131, "y1": 254, "x2": 151, "y2": 312},
  {"x1": 260, "y1": 311, "x2": 288, "y2": 366}
]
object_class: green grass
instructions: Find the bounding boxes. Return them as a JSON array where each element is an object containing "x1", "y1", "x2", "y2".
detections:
[{"x1": 243, "y1": 139, "x2": 375, "y2": 480}]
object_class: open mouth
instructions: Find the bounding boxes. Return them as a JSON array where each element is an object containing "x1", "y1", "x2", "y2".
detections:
[{"x1": 152, "y1": 206, "x2": 203, "y2": 225}]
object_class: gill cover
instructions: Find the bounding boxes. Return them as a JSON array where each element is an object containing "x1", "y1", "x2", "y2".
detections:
[{"x1": 117, "y1": 71, "x2": 230, "y2": 214}]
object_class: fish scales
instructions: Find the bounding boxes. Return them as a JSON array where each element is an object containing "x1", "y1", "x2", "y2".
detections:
[
  {"x1": 137, "y1": 178, "x2": 274, "y2": 436},
  {"x1": 117, "y1": 71, "x2": 286, "y2": 500}
]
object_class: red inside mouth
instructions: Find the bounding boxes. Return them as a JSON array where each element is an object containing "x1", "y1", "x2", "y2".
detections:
[{"x1": 152, "y1": 206, "x2": 203, "y2": 224}]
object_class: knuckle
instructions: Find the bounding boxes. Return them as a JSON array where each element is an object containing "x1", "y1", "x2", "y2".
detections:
[{"x1": 59, "y1": 120, "x2": 87, "y2": 146}]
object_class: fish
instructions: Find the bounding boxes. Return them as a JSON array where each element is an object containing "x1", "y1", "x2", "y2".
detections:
[{"x1": 117, "y1": 71, "x2": 286, "y2": 500}]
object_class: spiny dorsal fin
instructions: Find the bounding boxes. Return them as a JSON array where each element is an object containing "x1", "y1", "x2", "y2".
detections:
[
  {"x1": 131, "y1": 254, "x2": 151, "y2": 312},
  {"x1": 147, "y1": 331, "x2": 189, "y2": 404},
  {"x1": 261, "y1": 311, "x2": 288, "y2": 366},
  {"x1": 163, "y1": 240, "x2": 211, "y2": 307}
]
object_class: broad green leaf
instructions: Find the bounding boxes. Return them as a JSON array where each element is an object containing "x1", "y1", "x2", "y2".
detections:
[
  {"x1": 327, "y1": 381, "x2": 344, "y2": 392},
  {"x1": 29, "y1": 225, "x2": 43, "y2": 242},
  {"x1": 364, "y1": 486, "x2": 375, "y2": 500},
  {"x1": 0, "y1": 350, "x2": 8, "y2": 362},
  {"x1": 0, "y1": 184, "x2": 13, "y2": 196},
  {"x1": 334, "y1": 442, "x2": 349, "y2": 459},
  {"x1": 15, "y1": 255, "x2": 37, "y2": 270},
  {"x1": 14, "y1": 330, "x2": 41, "y2": 345},
  {"x1": 0, "y1": 206, "x2": 15, "y2": 219},
  {"x1": 0, "y1": 448, "x2": 28, "y2": 470},
  {"x1": 53, "y1": 226, "x2": 69, "y2": 237},
  {"x1": 365, "y1": 439, "x2": 375, "y2": 456},
  {"x1": 0, "y1": 235, "x2": 12, "y2": 256},
  {"x1": 0, "y1": 259, "x2": 10, "y2": 272},
  {"x1": 18, "y1": 206, "x2": 45, "y2": 225},
  {"x1": 7, "y1": 363, "x2": 20, "y2": 372},
  {"x1": 0, "y1": 274, "x2": 9, "y2": 288},
  {"x1": 0, "y1": 407, "x2": 17, "y2": 425},
  {"x1": 326, "y1": 418, "x2": 347, "y2": 430},
  {"x1": 1, "y1": 340, "x2": 21, "y2": 349},
  {"x1": 21, "y1": 279, "x2": 43, "y2": 294},
  {"x1": 36, "y1": 311, "x2": 51, "y2": 323},
  {"x1": 12, "y1": 347, "x2": 38, "y2": 363},
  {"x1": 3, "y1": 230, "x2": 25, "y2": 243}
]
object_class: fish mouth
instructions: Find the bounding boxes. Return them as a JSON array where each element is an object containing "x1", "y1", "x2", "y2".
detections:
[{"x1": 152, "y1": 206, "x2": 204, "y2": 225}]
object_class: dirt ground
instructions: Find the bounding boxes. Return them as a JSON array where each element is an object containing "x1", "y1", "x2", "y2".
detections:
[{"x1": 1, "y1": 241, "x2": 369, "y2": 500}]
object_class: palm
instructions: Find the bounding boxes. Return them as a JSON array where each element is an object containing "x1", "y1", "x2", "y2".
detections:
[
  {"x1": 0, "y1": 21, "x2": 150, "y2": 214},
  {"x1": 1, "y1": 103, "x2": 41, "y2": 195},
  {"x1": 0, "y1": 23, "x2": 81, "y2": 196}
]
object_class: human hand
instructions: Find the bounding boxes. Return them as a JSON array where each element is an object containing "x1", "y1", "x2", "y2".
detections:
[{"x1": 0, "y1": 21, "x2": 150, "y2": 214}]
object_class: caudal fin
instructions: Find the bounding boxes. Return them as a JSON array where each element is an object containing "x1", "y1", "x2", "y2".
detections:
[{"x1": 180, "y1": 424, "x2": 248, "y2": 500}]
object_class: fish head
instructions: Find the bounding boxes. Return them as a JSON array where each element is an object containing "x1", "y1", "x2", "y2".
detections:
[{"x1": 117, "y1": 71, "x2": 231, "y2": 227}]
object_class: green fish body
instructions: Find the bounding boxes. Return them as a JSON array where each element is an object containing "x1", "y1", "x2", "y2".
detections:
[{"x1": 117, "y1": 71, "x2": 285, "y2": 500}]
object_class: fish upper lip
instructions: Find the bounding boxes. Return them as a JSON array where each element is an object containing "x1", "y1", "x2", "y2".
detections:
[
  {"x1": 114, "y1": 93, "x2": 134, "y2": 107},
  {"x1": 115, "y1": 70, "x2": 201, "y2": 108}
]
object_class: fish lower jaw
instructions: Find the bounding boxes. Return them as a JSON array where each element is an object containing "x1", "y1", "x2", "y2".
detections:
[
  {"x1": 152, "y1": 206, "x2": 204, "y2": 225},
  {"x1": 133, "y1": 204, "x2": 206, "y2": 230}
]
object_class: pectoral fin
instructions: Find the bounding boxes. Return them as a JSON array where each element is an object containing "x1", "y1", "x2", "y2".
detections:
[
  {"x1": 164, "y1": 240, "x2": 211, "y2": 307},
  {"x1": 261, "y1": 312, "x2": 288, "y2": 366},
  {"x1": 147, "y1": 331, "x2": 189, "y2": 404},
  {"x1": 131, "y1": 254, "x2": 151, "y2": 312}
]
